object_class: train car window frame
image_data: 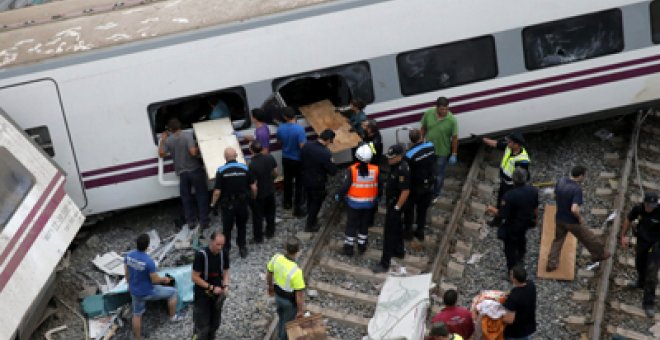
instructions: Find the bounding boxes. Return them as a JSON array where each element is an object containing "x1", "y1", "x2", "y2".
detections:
[
  {"x1": 148, "y1": 86, "x2": 250, "y2": 143},
  {"x1": 272, "y1": 61, "x2": 375, "y2": 109},
  {"x1": 522, "y1": 9, "x2": 624, "y2": 70},
  {"x1": 651, "y1": 0, "x2": 660, "y2": 44},
  {"x1": 0, "y1": 147, "x2": 35, "y2": 230},
  {"x1": 24, "y1": 126, "x2": 55, "y2": 157}
]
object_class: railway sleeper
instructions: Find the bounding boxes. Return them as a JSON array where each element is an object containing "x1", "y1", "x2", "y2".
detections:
[
  {"x1": 610, "y1": 299, "x2": 660, "y2": 322},
  {"x1": 307, "y1": 280, "x2": 379, "y2": 305},
  {"x1": 306, "y1": 303, "x2": 370, "y2": 328},
  {"x1": 327, "y1": 239, "x2": 428, "y2": 269},
  {"x1": 614, "y1": 277, "x2": 660, "y2": 295},
  {"x1": 606, "y1": 325, "x2": 655, "y2": 340}
]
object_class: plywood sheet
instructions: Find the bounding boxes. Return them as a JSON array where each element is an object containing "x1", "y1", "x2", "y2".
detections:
[
  {"x1": 193, "y1": 119, "x2": 245, "y2": 180},
  {"x1": 286, "y1": 313, "x2": 327, "y2": 340},
  {"x1": 537, "y1": 204, "x2": 577, "y2": 281},
  {"x1": 298, "y1": 100, "x2": 362, "y2": 153}
]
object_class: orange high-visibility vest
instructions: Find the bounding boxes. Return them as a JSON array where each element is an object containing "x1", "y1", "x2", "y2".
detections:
[{"x1": 346, "y1": 163, "x2": 379, "y2": 204}]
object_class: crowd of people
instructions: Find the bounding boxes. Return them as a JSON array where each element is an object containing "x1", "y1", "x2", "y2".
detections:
[{"x1": 122, "y1": 95, "x2": 658, "y2": 340}]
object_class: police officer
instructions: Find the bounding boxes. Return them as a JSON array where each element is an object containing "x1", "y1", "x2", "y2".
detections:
[
  {"x1": 486, "y1": 168, "x2": 538, "y2": 274},
  {"x1": 404, "y1": 129, "x2": 437, "y2": 241},
  {"x1": 301, "y1": 129, "x2": 338, "y2": 232},
  {"x1": 481, "y1": 132, "x2": 530, "y2": 227},
  {"x1": 336, "y1": 144, "x2": 380, "y2": 256},
  {"x1": 210, "y1": 147, "x2": 257, "y2": 258},
  {"x1": 621, "y1": 192, "x2": 660, "y2": 318},
  {"x1": 372, "y1": 145, "x2": 410, "y2": 273},
  {"x1": 266, "y1": 237, "x2": 306, "y2": 340}
]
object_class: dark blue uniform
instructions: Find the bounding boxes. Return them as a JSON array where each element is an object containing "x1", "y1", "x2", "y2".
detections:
[
  {"x1": 301, "y1": 140, "x2": 338, "y2": 231},
  {"x1": 403, "y1": 141, "x2": 436, "y2": 241},
  {"x1": 627, "y1": 204, "x2": 660, "y2": 308},
  {"x1": 380, "y1": 159, "x2": 410, "y2": 268},
  {"x1": 214, "y1": 160, "x2": 254, "y2": 253},
  {"x1": 499, "y1": 184, "x2": 538, "y2": 270}
]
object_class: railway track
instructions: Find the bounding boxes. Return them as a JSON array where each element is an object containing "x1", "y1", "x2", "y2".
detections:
[
  {"x1": 262, "y1": 145, "x2": 482, "y2": 339},
  {"x1": 594, "y1": 111, "x2": 660, "y2": 340}
]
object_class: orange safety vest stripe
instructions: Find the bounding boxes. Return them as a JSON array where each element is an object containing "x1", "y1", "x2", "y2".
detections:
[{"x1": 347, "y1": 163, "x2": 379, "y2": 200}]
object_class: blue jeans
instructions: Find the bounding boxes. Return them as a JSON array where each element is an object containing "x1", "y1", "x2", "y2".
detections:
[
  {"x1": 131, "y1": 285, "x2": 177, "y2": 316},
  {"x1": 179, "y1": 167, "x2": 210, "y2": 226},
  {"x1": 433, "y1": 156, "x2": 449, "y2": 197},
  {"x1": 505, "y1": 335, "x2": 532, "y2": 340},
  {"x1": 275, "y1": 294, "x2": 297, "y2": 340}
]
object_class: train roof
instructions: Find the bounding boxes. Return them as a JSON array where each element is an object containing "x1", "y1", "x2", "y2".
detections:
[{"x1": 0, "y1": 0, "x2": 334, "y2": 69}]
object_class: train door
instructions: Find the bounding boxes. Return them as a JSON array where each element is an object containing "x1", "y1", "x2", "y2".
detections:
[
  {"x1": 0, "y1": 108, "x2": 85, "y2": 340},
  {"x1": 0, "y1": 79, "x2": 86, "y2": 209}
]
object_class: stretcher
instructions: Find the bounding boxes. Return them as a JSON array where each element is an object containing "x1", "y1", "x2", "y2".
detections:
[
  {"x1": 298, "y1": 100, "x2": 362, "y2": 153},
  {"x1": 193, "y1": 118, "x2": 246, "y2": 180},
  {"x1": 537, "y1": 204, "x2": 577, "y2": 281}
]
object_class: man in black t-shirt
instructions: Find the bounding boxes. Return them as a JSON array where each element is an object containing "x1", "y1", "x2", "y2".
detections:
[
  {"x1": 210, "y1": 147, "x2": 257, "y2": 258},
  {"x1": 502, "y1": 265, "x2": 536, "y2": 339},
  {"x1": 301, "y1": 129, "x2": 338, "y2": 232},
  {"x1": 191, "y1": 232, "x2": 230, "y2": 340},
  {"x1": 621, "y1": 192, "x2": 660, "y2": 318},
  {"x1": 248, "y1": 141, "x2": 278, "y2": 242}
]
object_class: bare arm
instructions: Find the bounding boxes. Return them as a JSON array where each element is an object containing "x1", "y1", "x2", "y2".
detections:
[
  {"x1": 482, "y1": 137, "x2": 498, "y2": 148},
  {"x1": 250, "y1": 183, "x2": 258, "y2": 199},
  {"x1": 189, "y1": 146, "x2": 200, "y2": 157},
  {"x1": 396, "y1": 189, "x2": 410, "y2": 210},
  {"x1": 149, "y1": 272, "x2": 170, "y2": 285},
  {"x1": 211, "y1": 189, "x2": 221, "y2": 207},
  {"x1": 191, "y1": 270, "x2": 209, "y2": 289},
  {"x1": 502, "y1": 310, "x2": 515, "y2": 324},
  {"x1": 451, "y1": 135, "x2": 458, "y2": 155},
  {"x1": 266, "y1": 271, "x2": 274, "y2": 296},
  {"x1": 420, "y1": 126, "x2": 426, "y2": 137},
  {"x1": 124, "y1": 265, "x2": 130, "y2": 282},
  {"x1": 295, "y1": 290, "x2": 305, "y2": 317},
  {"x1": 571, "y1": 203, "x2": 583, "y2": 224},
  {"x1": 158, "y1": 132, "x2": 168, "y2": 158},
  {"x1": 620, "y1": 217, "x2": 632, "y2": 247}
]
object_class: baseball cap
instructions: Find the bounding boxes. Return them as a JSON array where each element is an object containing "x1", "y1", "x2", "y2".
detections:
[
  {"x1": 644, "y1": 192, "x2": 658, "y2": 207},
  {"x1": 385, "y1": 145, "x2": 404, "y2": 158},
  {"x1": 319, "y1": 128, "x2": 335, "y2": 141},
  {"x1": 506, "y1": 132, "x2": 526, "y2": 145}
]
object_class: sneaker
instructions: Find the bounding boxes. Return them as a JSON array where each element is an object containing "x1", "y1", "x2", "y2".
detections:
[
  {"x1": 239, "y1": 248, "x2": 248, "y2": 258},
  {"x1": 371, "y1": 264, "x2": 388, "y2": 274},
  {"x1": 645, "y1": 306, "x2": 655, "y2": 318},
  {"x1": 170, "y1": 314, "x2": 184, "y2": 322}
]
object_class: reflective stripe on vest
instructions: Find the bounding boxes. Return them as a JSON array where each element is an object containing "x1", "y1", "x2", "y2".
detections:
[
  {"x1": 500, "y1": 147, "x2": 530, "y2": 183},
  {"x1": 346, "y1": 163, "x2": 379, "y2": 203},
  {"x1": 269, "y1": 254, "x2": 300, "y2": 292}
]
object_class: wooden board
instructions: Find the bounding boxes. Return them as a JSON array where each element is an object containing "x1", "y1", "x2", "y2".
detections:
[
  {"x1": 192, "y1": 118, "x2": 245, "y2": 179},
  {"x1": 537, "y1": 204, "x2": 577, "y2": 280},
  {"x1": 298, "y1": 100, "x2": 362, "y2": 153},
  {"x1": 286, "y1": 313, "x2": 327, "y2": 340}
]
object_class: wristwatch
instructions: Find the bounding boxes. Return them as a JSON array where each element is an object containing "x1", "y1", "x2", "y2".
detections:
[{"x1": 394, "y1": 205, "x2": 400, "y2": 211}]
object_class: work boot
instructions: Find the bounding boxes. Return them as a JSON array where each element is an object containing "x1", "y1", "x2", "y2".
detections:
[
  {"x1": 294, "y1": 208, "x2": 307, "y2": 218},
  {"x1": 371, "y1": 263, "x2": 388, "y2": 274},
  {"x1": 645, "y1": 306, "x2": 655, "y2": 318},
  {"x1": 239, "y1": 247, "x2": 248, "y2": 258},
  {"x1": 413, "y1": 229, "x2": 425, "y2": 242},
  {"x1": 393, "y1": 251, "x2": 405, "y2": 259},
  {"x1": 545, "y1": 263, "x2": 558, "y2": 272},
  {"x1": 357, "y1": 244, "x2": 367, "y2": 255},
  {"x1": 342, "y1": 244, "x2": 354, "y2": 256},
  {"x1": 283, "y1": 202, "x2": 292, "y2": 210},
  {"x1": 304, "y1": 224, "x2": 320, "y2": 232},
  {"x1": 403, "y1": 229, "x2": 414, "y2": 241}
]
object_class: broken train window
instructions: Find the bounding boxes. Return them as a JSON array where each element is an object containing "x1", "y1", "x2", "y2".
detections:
[
  {"x1": 396, "y1": 35, "x2": 498, "y2": 96},
  {"x1": 0, "y1": 147, "x2": 35, "y2": 229},
  {"x1": 651, "y1": 0, "x2": 660, "y2": 44},
  {"x1": 522, "y1": 9, "x2": 624, "y2": 70},
  {"x1": 272, "y1": 61, "x2": 374, "y2": 109}
]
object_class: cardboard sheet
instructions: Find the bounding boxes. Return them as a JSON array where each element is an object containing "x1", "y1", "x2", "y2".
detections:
[
  {"x1": 537, "y1": 205, "x2": 577, "y2": 281},
  {"x1": 298, "y1": 100, "x2": 362, "y2": 153},
  {"x1": 193, "y1": 118, "x2": 245, "y2": 179}
]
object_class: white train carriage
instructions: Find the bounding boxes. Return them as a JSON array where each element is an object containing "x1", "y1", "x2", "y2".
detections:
[
  {"x1": 0, "y1": 108, "x2": 85, "y2": 340},
  {"x1": 0, "y1": 0, "x2": 659, "y2": 216}
]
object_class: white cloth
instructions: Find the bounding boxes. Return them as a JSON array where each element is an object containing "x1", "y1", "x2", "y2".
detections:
[{"x1": 476, "y1": 299, "x2": 506, "y2": 319}]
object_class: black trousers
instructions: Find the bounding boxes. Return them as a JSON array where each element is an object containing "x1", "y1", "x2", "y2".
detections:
[
  {"x1": 492, "y1": 181, "x2": 514, "y2": 225},
  {"x1": 193, "y1": 292, "x2": 225, "y2": 340},
  {"x1": 305, "y1": 187, "x2": 326, "y2": 230},
  {"x1": 403, "y1": 191, "x2": 433, "y2": 238},
  {"x1": 252, "y1": 194, "x2": 276, "y2": 241},
  {"x1": 282, "y1": 158, "x2": 303, "y2": 211},
  {"x1": 381, "y1": 206, "x2": 404, "y2": 268},
  {"x1": 637, "y1": 237, "x2": 660, "y2": 307},
  {"x1": 502, "y1": 229, "x2": 527, "y2": 271},
  {"x1": 344, "y1": 207, "x2": 371, "y2": 249},
  {"x1": 221, "y1": 201, "x2": 248, "y2": 251}
]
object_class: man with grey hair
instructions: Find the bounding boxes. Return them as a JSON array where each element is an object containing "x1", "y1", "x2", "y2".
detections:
[{"x1": 487, "y1": 167, "x2": 538, "y2": 274}]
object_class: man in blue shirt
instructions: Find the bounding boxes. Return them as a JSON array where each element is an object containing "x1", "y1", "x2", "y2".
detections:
[
  {"x1": 276, "y1": 107, "x2": 307, "y2": 217},
  {"x1": 546, "y1": 166, "x2": 610, "y2": 272},
  {"x1": 125, "y1": 234, "x2": 181, "y2": 340}
]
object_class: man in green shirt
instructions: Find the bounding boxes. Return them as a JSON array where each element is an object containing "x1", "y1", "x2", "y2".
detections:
[{"x1": 420, "y1": 97, "x2": 458, "y2": 199}]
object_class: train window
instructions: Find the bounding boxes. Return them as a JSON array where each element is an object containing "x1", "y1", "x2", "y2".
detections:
[
  {"x1": 148, "y1": 86, "x2": 250, "y2": 138},
  {"x1": 651, "y1": 1, "x2": 660, "y2": 43},
  {"x1": 24, "y1": 126, "x2": 55, "y2": 157},
  {"x1": 396, "y1": 36, "x2": 498, "y2": 96},
  {"x1": 0, "y1": 147, "x2": 34, "y2": 229},
  {"x1": 522, "y1": 9, "x2": 623, "y2": 70},
  {"x1": 272, "y1": 61, "x2": 374, "y2": 108}
]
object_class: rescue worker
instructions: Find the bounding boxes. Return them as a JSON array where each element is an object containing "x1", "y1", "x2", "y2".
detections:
[
  {"x1": 404, "y1": 129, "x2": 437, "y2": 241},
  {"x1": 266, "y1": 237, "x2": 306, "y2": 340},
  {"x1": 620, "y1": 192, "x2": 660, "y2": 318},
  {"x1": 336, "y1": 144, "x2": 380, "y2": 256},
  {"x1": 248, "y1": 141, "x2": 278, "y2": 242},
  {"x1": 420, "y1": 97, "x2": 458, "y2": 200},
  {"x1": 191, "y1": 231, "x2": 230, "y2": 340},
  {"x1": 361, "y1": 119, "x2": 383, "y2": 228},
  {"x1": 372, "y1": 145, "x2": 409, "y2": 273},
  {"x1": 210, "y1": 147, "x2": 257, "y2": 258},
  {"x1": 301, "y1": 129, "x2": 338, "y2": 232},
  {"x1": 486, "y1": 168, "x2": 539, "y2": 273},
  {"x1": 480, "y1": 132, "x2": 530, "y2": 227},
  {"x1": 276, "y1": 107, "x2": 307, "y2": 217}
]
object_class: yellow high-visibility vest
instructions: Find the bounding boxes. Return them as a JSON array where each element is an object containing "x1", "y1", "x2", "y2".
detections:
[
  {"x1": 500, "y1": 147, "x2": 530, "y2": 184},
  {"x1": 267, "y1": 253, "x2": 305, "y2": 292}
]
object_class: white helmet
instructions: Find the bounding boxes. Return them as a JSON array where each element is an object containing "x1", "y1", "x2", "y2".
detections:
[{"x1": 355, "y1": 144, "x2": 373, "y2": 163}]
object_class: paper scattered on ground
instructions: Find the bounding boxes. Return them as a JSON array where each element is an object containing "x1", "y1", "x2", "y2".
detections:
[
  {"x1": 467, "y1": 253, "x2": 484, "y2": 265},
  {"x1": 92, "y1": 252, "x2": 125, "y2": 276},
  {"x1": 479, "y1": 225, "x2": 489, "y2": 240},
  {"x1": 606, "y1": 211, "x2": 618, "y2": 222},
  {"x1": 88, "y1": 316, "x2": 113, "y2": 338}
]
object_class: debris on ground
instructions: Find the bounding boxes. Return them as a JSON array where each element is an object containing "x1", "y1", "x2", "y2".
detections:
[
  {"x1": 467, "y1": 253, "x2": 484, "y2": 265},
  {"x1": 44, "y1": 325, "x2": 68, "y2": 340},
  {"x1": 92, "y1": 252, "x2": 125, "y2": 277},
  {"x1": 594, "y1": 128, "x2": 614, "y2": 141}
]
